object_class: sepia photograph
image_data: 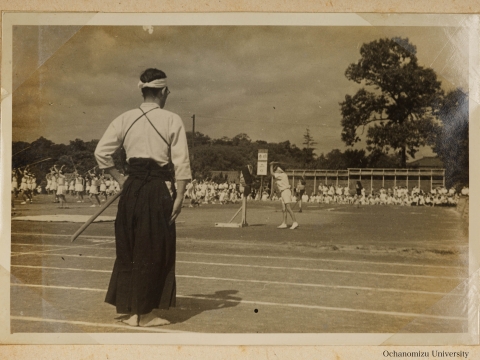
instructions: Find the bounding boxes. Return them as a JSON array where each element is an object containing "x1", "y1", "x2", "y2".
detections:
[{"x1": 1, "y1": 13, "x2": 476, "y2": 346}]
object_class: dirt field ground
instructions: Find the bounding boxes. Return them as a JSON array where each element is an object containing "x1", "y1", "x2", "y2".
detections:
[{"x1": 10, "y1": 194, "x2": 469, "y2": 333}]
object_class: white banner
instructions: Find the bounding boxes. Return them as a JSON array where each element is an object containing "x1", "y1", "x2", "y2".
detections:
[{"x1": 257, "y1": 161, "x2": 268, "y2": 175}]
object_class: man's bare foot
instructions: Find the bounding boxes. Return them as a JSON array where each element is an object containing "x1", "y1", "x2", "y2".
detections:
[
  {"x1": 120, "y1": 314, "x2": 139, "y2": 326},
  {"x1": 138, "y1": 311, "x2": 170, "y2": 327}
]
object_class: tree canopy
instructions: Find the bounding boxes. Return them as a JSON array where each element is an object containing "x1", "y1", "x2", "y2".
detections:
[
  {"x1": 433, "y1": 88, "x2": 469, "y2": 187},
  {"x1": 340, "y1": 37, "x2": 443, "y2": 167}
]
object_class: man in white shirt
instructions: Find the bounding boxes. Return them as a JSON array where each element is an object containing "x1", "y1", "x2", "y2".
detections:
[
  {"x1": 95, "y1": 68, "x2": 191, "y2": 327},
  {"x1": 270, "y1": 162, "x2": 298, "y2": 229}
]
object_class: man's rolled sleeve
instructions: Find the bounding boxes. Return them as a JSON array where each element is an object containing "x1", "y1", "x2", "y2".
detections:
[
  {"x1": 94, "y1": 121, "x2": 122, "y2": 169},
  {"x1": 170, "y1": 116, "x2": 192, "y2": 180}
]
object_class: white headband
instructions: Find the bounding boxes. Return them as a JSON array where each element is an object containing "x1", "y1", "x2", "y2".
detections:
[{"x1": 138, "y1": 78, "x2": 168, "y2": 89}]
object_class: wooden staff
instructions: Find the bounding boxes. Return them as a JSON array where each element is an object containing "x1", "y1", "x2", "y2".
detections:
[
  {"x1": 69, "y1": 156, "x2": 77, "y2": 172},
  {"x1": 84, "y1": 165, "x2": 98, "y2": 174},
  {"x1": 13, "y1": 146, "x2": 31, "y2": 157},
  {"x1": 71, "y1": 191, "x2": 122, "y2": 242},
  {"x1": 20, "y1": 157, "x2": 53, "y2": 170}
]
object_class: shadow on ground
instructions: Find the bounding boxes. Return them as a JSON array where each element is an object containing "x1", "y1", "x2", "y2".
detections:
[{"x1": 156, "y1": 290, "x2": 242, "y2": 324}]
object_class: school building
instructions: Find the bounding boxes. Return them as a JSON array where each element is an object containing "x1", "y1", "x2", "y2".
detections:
[
  {"x1": 284, "y1": 168, "x2": 445, "y2": 195},
  {"x1": 213, "y1": 157, "x2": 446, "y2": 195}
]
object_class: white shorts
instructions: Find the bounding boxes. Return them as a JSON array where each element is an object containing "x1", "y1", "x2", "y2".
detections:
[{"x1": 280, "y1": 189, "x2": 294, "y2": 204}]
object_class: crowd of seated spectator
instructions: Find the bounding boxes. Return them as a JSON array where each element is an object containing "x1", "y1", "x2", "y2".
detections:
[{"x1": 183, "y1": 179, "x2": 468, "y2": 208}]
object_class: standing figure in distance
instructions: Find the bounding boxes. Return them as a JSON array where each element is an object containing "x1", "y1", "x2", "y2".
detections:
[
  {"x1": 87, "y1": 169, "x2": 102, "y2": 207},
  {"x1": 270, "y1": 161, "x2": 298, "y2": 230},
  {"x1": 94, "y1": 68, "x2": 191, "y2": 327},
  {"x1": 49, "y1": 167, "x2": 59, "y2": 203},
  {"x1": 295, "y1": 176, "x2": 306, "y2": 213},
  {"x1": 355, "y1": 181, "x2": 363, "y2": 204},
  {"x1": 19, "y1": 168, "x2": 33, "y2": 205},
  {"x1": 54, "y1": 165, "x2": 67, "y2": 208},
  {"x1": 75, "y1": 172, "x2": 85, "y2": 202}
]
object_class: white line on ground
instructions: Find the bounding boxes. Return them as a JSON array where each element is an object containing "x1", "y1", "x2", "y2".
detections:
[
  {"x1": 176, "y1": 275, "x2": 461, "y2": 297},
  {"x1": 178, "y1": 251, "x2": 465, "y2": 270},
  {"x1": 10, "y1": 265, "x2": 464, "y2": 296},
  {"x1": 11, "y1": 257, "x2": 464, "y2": 280},
  {"x1": 10, "y1": 253, "x2": 466, "y2": 280},
  {"x1": 177, "y1": 261, "x2": 465, "y2": 280},
  {"x1": 11, "y1": 242, "x2": 108, "y2": 257},
  {"x1": 11, "y1": 251, "x2": 112, "y2": 258},
  {"x1": 11, "y1": 243, "x2": 465, "y2": 271},
  {"x1": 10, "y1": 283, "x2": 467, "y2": 321},
  {"x1": 11, "y1": 233, "x2": 284, "y2": 248},
  {"x1": 11, "y1": 232, "x2": 467, "y2": 249},
  {"x1": 12, "y1": 243, "x2": 113, "y2": 249},
  {"x1": 12, "y1": 265, "x2": 109, "y2": 273},
  {"x1": 12, "y1": 232, "x2": 115, "y2": 240},
  {"x1": 10, "y1": 316, "x2": 188, "y2": 333},
  {"x1": 178, "y1": 295, "x2": 467, "y2": 321}
]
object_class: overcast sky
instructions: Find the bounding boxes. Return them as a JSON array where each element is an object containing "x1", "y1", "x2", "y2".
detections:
[{"x1": 12, "y1": 25, "x2": 468, "y2": 159}]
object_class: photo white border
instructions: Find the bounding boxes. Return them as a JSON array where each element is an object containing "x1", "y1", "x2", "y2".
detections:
[{"x1": 1, "y1": 12, "x2": 478, "y2": 346}]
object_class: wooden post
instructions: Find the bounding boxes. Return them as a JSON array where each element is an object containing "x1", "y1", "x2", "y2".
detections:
[
  {"x1": 430, "y1": 170, "x2": 433, "y2": 191},
  {"x1": 259, "y1": 175, "x2": 264, "y2": 199},
  {"x1": 394, "y1": 169, "x2": 396, "y2": 187},
  {"x1": 443, "y1": 170, "x2": 445, "y2": 187},
  {"x1": 336, "y1": 171, "x2": 339, "y2": 187},
  {"x1": 382, "y1": 169, "x2": 385, "y2": 187},
  {"x1": 241, "y1": 195, "x2": 247, "y2": 226},
  {"x1": 370, "y1": 170, "x2": 373, "y2": 194},
  {"x1": 313, "y1": 170, "x2": 317, "y2": 195},
  {"x1": 347, "y1": 169, "x2": 350, "y2": 189}
]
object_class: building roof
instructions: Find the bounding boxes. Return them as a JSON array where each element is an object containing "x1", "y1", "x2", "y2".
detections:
[{"x1": 407, "y1": 156, "x2": 444, "y2": 168}]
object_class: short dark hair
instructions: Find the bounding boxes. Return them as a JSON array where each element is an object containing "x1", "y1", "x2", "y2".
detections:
[{"x1": 140, "y1": 68, "x2": 167, "y2": 98}]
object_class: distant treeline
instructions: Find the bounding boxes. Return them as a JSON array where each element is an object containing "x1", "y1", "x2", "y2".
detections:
[{"x1": 12, "y1": 134, "x2": 407, "y2": 184}]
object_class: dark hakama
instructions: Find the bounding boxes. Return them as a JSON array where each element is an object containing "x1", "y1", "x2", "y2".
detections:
[{"x1": 105, "y1": 159, "x2": 176, "y2": 315}]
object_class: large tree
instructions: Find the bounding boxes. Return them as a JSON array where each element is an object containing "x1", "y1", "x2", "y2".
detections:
[
  {"x1": 303, "y1": 128, "x2": 317, "y2": 149},
  {"x1": 340, "y1": 37, "x2": 443, "y2": 167},
  {"x1": 433, "y1": 88, "x2": 469, "y2": 187},
  {"x1": 302, "y1": 128, "x2": 317, "y2": 166}
]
